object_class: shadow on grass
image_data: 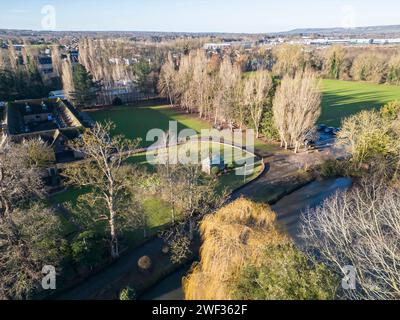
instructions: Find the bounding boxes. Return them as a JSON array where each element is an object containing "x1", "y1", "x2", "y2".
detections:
[
  {"x1": 321, "y1": 92, "x2": 386, "y2": 126},
  {"x1": 88, "y1": 105, "x2": 209, "y2": 147}
]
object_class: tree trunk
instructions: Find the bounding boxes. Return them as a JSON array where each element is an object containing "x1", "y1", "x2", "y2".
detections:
[
  {"x1": 0, "y1": 193, "x2": 10, "y2": 218},
  {"x1": 109, "y1": 213, "x2": 119, "y2": 259},
  {"x1": 189, "y1": 219, "x2": 194, "y2": 240},
  {"x1": 108, "y1": 191, "x2": 119, "y2": 259}
]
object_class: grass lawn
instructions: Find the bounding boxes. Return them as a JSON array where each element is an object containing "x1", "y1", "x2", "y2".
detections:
[
  {"x1": 51, "y1": 139, "x2": 263, "y2": 242},
  {"x1": 321, "y1": 79, "x2": 400, "y2": 127},
  {"x1": 87, "y1": 105, "x2": 210, "y2": 147},
  {"x1": 88, "y1": 104, "x2": 278, "y2": 154},
  {"x1": 128, "y1": 140, "x2": 264, "y2": 192},
  {"x1": 51, "y1": 104, "x2": 266, "y2": 246}
]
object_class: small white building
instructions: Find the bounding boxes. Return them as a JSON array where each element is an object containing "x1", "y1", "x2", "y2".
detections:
[{"x1": 202, "y1": 155, "x2": 225, "y2": 174}]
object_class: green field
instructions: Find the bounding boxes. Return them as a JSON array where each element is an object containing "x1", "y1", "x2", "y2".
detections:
[
  {"x1": 127, "y1": 141, "x2": 264, "y2": 193},
  {"x1": 52, "y1": 106, "x2": 264, "y2": 245},
  {"x1": 321, "y1": 79, "x2": 400, "y2": 127},
  {"x1": 88, "y1": 105, "x2": 211, "y2": 147}
]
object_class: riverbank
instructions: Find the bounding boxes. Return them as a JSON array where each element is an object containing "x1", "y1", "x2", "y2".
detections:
[{"x1": 141, "y1": 177, "x2": 352, "y2": 300}]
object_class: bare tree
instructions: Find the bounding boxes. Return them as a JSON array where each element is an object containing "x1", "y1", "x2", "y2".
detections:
[
  {"x1": 61, "y1": 57, "x2": 75, "y2": 100},
  {"x1": 161, "y1": 164, "x2": 226, "y2": 264},
  {"x1": 0, "y1": 140, "x2": 61, "y2": 299},
  {"x1": 273, "y1": 72, "x2": 321, "y2": 152},
  {"x1": 215, "y1": 56, "x2": 242, "y2": 128},
  {"x1": 51, "y1": 44, "x2": 62, "y2": 77},
  {"x1": 63, "y1": 121, "x2": 141, "y2": 259},
  {"x1": 158, "y1": 52, "x2": 176, "y2": 106},
  {"x1": 0, "y1": 141, "x2": 46, "y2": 218},
  {"x1": 352, "y1": 52, "x2": 388, "y2": 84},
  {"x1": 0, "y1": 204, "x2": 62, "y2": 300},
  {"x1": 301, "y1": 178, "x2": 400, "y2": 300},
  {"x1": 243, "y1": 71, "x2": 273, "y2": 138},
  {"x1": 273, "y1": 44, "x2": 305, "y2": 78}
]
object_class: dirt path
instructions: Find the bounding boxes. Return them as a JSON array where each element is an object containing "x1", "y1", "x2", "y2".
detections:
[{"x1": 56, "y1": 238, "x2": 165, "y2": 300}]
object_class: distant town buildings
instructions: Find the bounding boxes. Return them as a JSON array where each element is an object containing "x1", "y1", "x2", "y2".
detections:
[
  {"x1": 203, "y1": 41, "x2": 253, "y2": 52},
  {"x1": 303, "y1": 38, "x2": 400, "y2": 46}
]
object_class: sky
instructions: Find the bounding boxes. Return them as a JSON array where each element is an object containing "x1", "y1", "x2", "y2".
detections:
[{"x1": 0, "y1": 0, "x2": 399, "y2": 33}]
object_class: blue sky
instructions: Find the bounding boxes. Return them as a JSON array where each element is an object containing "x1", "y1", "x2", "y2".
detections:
[{"x1": 0, "y1": 0, "x2": 399, "y2": 33}]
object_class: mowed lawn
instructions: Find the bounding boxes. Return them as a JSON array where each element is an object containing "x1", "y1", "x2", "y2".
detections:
[
  {"x1": 88, "y1": 104, "x2": 279, "y2": 154},
  {"x1": 321, "y1": 79, "x2": 400, "y2": 127},
  {"x1": 87, "y1": 105, "x2": 211, "y2": 147},
  {"x1": 52, "y1": 105, "x2": 264, "y2": 243}
]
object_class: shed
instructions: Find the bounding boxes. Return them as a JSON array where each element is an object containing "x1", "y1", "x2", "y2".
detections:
[{"x1": 202, "y1": 155, "x2": 225, "y2": 174}]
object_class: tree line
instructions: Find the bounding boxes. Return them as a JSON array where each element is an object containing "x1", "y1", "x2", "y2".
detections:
[
  {"x1": 159, "y1": 49, "x2": 322, "y2": 152},
  {"x1": 272, "y1": 44, "x2": 400, "y2": 85},
  {"x1": 0, "y1": 41, "x2": 60, "y2": 101}
]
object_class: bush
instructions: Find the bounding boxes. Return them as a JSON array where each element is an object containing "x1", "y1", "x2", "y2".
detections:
[
  {"x1": 320, "y1": 159, "x2": 345, "y2": 178},
  {"x1": 233, "y1": 244, "x2": 338, "y2": 300},
  {"x1": 381, "y1": 101, "x2": 400, "y2": 120},
  {"x1": 162, "y1": 246, "x2": 170, "y2": 254},
  {"x1": 112, "y1": 97, "x2": 123, "y2": 106},
  {"x1": 210, "y1": 166, "x2": 220, "y2": 176},
  {"x1": 138, "y1": 256, "x2": 152, "y2": 271},
  {"x1": 119, "y1": 286, "x2": 137, "y2": 300},
  {"x1": 71, "y1": 230, "x2": 106, "y2": 268}
]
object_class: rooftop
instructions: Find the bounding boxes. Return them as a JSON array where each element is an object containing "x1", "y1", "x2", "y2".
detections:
[{"x1": 5, "y1": 99, "x2": 83, "y2": 137}]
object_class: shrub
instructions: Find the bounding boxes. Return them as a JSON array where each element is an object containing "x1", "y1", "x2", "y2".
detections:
[
  {"x1": 320, "y1": 159, "x2": 344, "y2": 178},
  {"x1": 381, "y1": 101, "x2": 400, "y2": 120},
  {"x1": 227, "y1": 163, "x2": 235, "y2": 171},
  {"x1": 162, "y1": 246, "x2": 169, "y2": 254},
  {"x1": 210, "y1": 166, "x2": 220, "y2": 176},
  {"x1": 119, "y1": 286, "x2": 137, "y2": 300},
  {"x1": 138, "y1": 256, "x2": 152, "y2": 271},
  {"x1": 233, "y1": 244, "x2": 338, "y2": 300},
  {"x1": 71, "y1": 230, "x2": 106, "y2": 268},
  {"x1": 112, "y1": 97, "x2": 123, "y2": 106}
]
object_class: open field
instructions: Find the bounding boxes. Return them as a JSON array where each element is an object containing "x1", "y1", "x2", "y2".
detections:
[
  {"x1": 127, "y1": 141, "x2": 264, "y2": 192},
  {"x1": 51, "y1": 103, "x2": 269, "y2": 248},
  {"x1": 88, "y1": 104, "x2": 279, "y2": 154},
  {"x1": 87, "y1": 105, "x2": 211, "y2": 147},
  {"x1": 321, "y1": 79, "x2": 400, "y2": 127},
  {"x1": 51, "y1": 140, "x2": 263, "y2": 246}
]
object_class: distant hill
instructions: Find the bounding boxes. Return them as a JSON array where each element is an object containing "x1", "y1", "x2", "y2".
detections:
[
  {"x1": 1, "y1": 24, "x2": 400, "y2": 39},
  {"x1": 279, "y1": 25, "x2": 400, "y2": 37}
]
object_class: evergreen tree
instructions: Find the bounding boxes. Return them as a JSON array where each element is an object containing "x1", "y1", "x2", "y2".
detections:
[{"x1": 70, "y1": 63, "x2": 100, "y2": 108}]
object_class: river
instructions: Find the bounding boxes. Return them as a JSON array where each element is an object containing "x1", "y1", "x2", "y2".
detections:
[{"x1": 139, "y1": 177, "x2": 352, "y2": 300}]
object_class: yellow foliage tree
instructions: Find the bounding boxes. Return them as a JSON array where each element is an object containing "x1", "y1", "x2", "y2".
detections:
[{"x1": 183, "y1": 198, "x2": 289, "y2": 300}]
